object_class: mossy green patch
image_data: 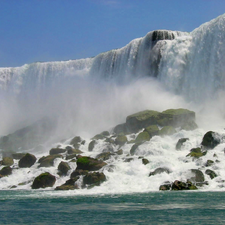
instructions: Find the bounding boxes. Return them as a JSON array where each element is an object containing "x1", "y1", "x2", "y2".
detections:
[{"x1": 135, "y1": 131, "x2": 150, "y2": 144}]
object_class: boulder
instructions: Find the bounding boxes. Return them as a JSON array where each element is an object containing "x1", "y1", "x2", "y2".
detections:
[
  {"x1": 67, "y1": 148, "x2": 83, "y2": 155},
  {"x1": 201, "y1": 131, "x2": 220, "y2": 150},
  {"x1": 58, "y1": 161, "x2": 71, "y2": 176},
  {"x1": 156, "y1": 108, "x2": 195, "y2": 128},
  {"x1": 113, "y1": 123, "x2": 128, "y2": 135},
  {"x1": 144, "y1": 125, "x2": 159, "y2": 137},
  {"x1": 0, "y1": 166, "x2": 12, "y2": 177},
  {"x1": 38, "y1": 154, "x2": 62, "y2": 167},
  {"x1": 70, "y1": 169, "x2": 89, "y2": 179},
  {"x1": 55, "y1": 178, "x2": 79, "y2": 190},
  {"x1": 115, "y1": 135, "x2": 127, "y2": 146},
  {"x1": 1, "y1": 157, "x2": 14, "y2": 166},
  {"x1": 88, "y1": 140, "x2": 96, "y2": 152},
  {"x1": 49, "y1": 148, "x2": 66, "y2": 155},
  {"x1": 186, "y1": 148, "x2": 206, "y2": 158},
  {"x1": 142, "y1": 158, "x2": 149, "y2": 165},
  {"x1": 205, "y1": 160, "x2": 214, "y2": 167},
  {"x1": 149, "y1": 167, "x2": 170, "y2": 176},
  {"x1": 171, "y1": 180, "x2": 197, "y2": 190},
  {"x1": 83, "y1": 172, "x2": 106, "y2": 188},
  {"x1": 96, "y1": 152, "x2": 114, "y2": 161},
  {"x1": 159, "y1": 181, "x2": 172, "y2": 191},
  {"x1": 70, "y1": 136, "x2": 82, "y2": 148},
  {"x1": 18, "y1": 153, "x2": 36, "y2": 168},
  {"x1": 76, "y1": 156, "x2": 107, "y2": 171},
  {"x1": 116, "y1": 149, "x2": 123, "y2": 155},
  {"x1": 126, "y1": 110, "x2": 159, "y2": 133},
  {"x1": 205, "y1": 169, "x2": 217, "y2": 179},
  {"x1": 31, "y1": 172, "x2": 56, "y2": 189},
  {"x1": 188, "y1": 169, "x2": 205, "y2": 183},
  {"x1": 176, "y1": 138, "x2": 189, "y2": 150},
  {"x1": 135, "y1": 131, "x2": 151, "y2": 144},
  {"x1": 130, "y1": 143, "x2": 140, "y2": 156},
  {"x1": 65, "y1": 154, "x2": 77, "y2": 160},
  {"x1": 158, "y1": 126, "x2": 176, "y2": 136}
]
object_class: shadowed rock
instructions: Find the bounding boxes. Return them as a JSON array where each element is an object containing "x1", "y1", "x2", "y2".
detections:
[
  {"x1": 31, "y1": 172, "x2": 56, "y2": 189},
  {"x1": 18, "y1": 153, "x2": 36, "y2": 168}
]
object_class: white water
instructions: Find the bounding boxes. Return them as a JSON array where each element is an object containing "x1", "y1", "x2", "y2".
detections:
[{"x1": 1, "y1": 14, "x2": 225, "y2": 193}]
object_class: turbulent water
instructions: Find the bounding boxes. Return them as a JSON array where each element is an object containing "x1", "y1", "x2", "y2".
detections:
[{"x1": 1, "y1": 14, "x2": 225, "y2": 194}]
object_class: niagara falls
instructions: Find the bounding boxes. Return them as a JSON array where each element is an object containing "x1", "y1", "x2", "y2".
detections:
[{"x1": 1, "y1": 1, "x2": 225, "y2": 224}]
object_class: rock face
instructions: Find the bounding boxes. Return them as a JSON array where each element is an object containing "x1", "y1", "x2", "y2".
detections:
[
  {"x1": 201, "y1": 131, "x2": 220, "y2": 150},
  {"x1": 31, "y1": 172, "x2": 56, "y2": 189},
  {"x1": 83, "y1": 172, "x2": 106, "y2": 188},
  {"x1": 18, "y1": 153, "x2": 37, "y2": 168},
  {"x1": 76, "y1": 156, "x2": 107, "y2": 171}
]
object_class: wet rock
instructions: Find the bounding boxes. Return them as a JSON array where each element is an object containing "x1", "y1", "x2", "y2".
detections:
[
  {"x1": 18, "y1": 153, "x2": 36, "y2": 168},
  {"x1": 126, "y1": 110, "x2": 159, "y2": 133},
  {"x1": 181, "y1": 121, "x2": 198, "y2": 131},
  {"x1": 171, "y1": 180, "x2": 197, "y2": 190},
  {"x1": 70, "y1": 169, "x2": 89, "y2": 179},
  {"x1": 88, "y1": 140, "x2": 96, "y2": 152},
  {"x1": 176, "y1": 138, "x2": 189, "y2": 150},
  {"x1": 205, "y1": 160, "x2": 214, "y2": 167},
  {"x1": 0, "y1": 166, "x2": 12, "y2": 177},
  {"x1": 49, "y1": 148, "x2": 66, "y2": 155},
  {"x1": 188, "y1": 169, "x2": 205, "y2": 183},
  {"x1": 38, "y1": 154, "x2": 62, "y2": 167},
  {"x1": 135, "y1": 131, "x2": 151, "y2": 144},
  {"x1": 58, "y1": 161, "x2": 71, "y2": 176},
  {"x1": 67, "y1": 148, "x2": 83, "y2": 155},
  {"x1": 96, "y1": 152, "x2": 114, "y2": 161},
  {"x1": 201, "y1": 131, "x2": 220, "y2": 150},
  {"x1": 116, "y1": 149, "x2": 123, "y2": 155},
  {"x1": 55, "y1": 178, "x2": 79, "y2": 190},
  {"x1": 70, "y1": 136, "x2": 82, "y2": 148},
  {"x1": 142, "y1": 158, "x2": 149, "y2": 165},
  {"x1": 83, "y1": 172, "x2": 106, "y2": 188},
  {"x1": 113, "y1": 123, "x2": 128, "y2": 135},
  {"x1": 76, "y1": 156, "x2": 107, "y2": 171},
  {"x1": 158, "y1": 126, "x2": 176, "y2": 136},
  {"x1": 130, "y1": 143, "x2": 140, "y2": 156},
  {"x1": 32, "y1": 172, "x2": 56, "y2": 189},
  {"x1": 159, "y1": 181, "x2": 172, "y2": 191},
  {"x1": 1, "y1": 157, "x2": 14, "y2": 166},
  {"x1": 65, "y1": 154, "x2": 77, "y2": 160},
  {"x1": 186, "y1": 148, "x2": 206, "y2": 158},
  {"x1": 92, "y1": 131, "x2": 109, "y2": 140},
  {"x1": 156, "y1": 108, "x2": 196, "y2": 128},
  {"x1": 205, "y1": 169, "x2": 217, "y2": 179},
  {"x1": 115, "y1": 135, "x2": 127, "y2": 146},
  {"x1": 124, "y1": 158, "x2": 134, "y2": 162},
  {"x1": 144, "y1": 125, "x2": 159, "y2": 137},
  {"x1": 149, "y1": 167, "x2": 171, "y2": 176}
]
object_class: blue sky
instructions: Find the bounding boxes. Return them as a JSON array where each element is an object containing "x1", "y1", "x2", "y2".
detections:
[{"x1": 1, "y1": 0, "x2": 225, "y2": 67}]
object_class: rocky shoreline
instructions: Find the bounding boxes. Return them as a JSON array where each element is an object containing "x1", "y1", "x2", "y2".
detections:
[{"x1": 0, "y1": 108, "x2": 224, "y2": 191}]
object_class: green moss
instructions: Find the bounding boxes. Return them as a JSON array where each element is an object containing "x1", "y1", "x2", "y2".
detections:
[
  {"x1": 77, "y1": 157, "x2": 90, "y2": 165},
  {"x1": 144, "y1": 125, "x2": 159, "y2": 136},
  {"x1": 126, "y1": 110, "x2": 159, "y2": 122},
  {"x1": 186, "y1": 148, "x2": 206, "y2": 158},
  {"x1": 162, "y1": 108, "x2": 194, "y2": 115}
]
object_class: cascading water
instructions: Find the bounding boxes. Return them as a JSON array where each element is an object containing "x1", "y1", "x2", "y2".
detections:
[{"x1": 1, "y1": 14, "x2": 225, "y2": 193}]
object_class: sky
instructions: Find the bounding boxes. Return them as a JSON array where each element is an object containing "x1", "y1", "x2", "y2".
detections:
[{"x1": 1, "y1": 0, "x2": 225, "y2": 67}]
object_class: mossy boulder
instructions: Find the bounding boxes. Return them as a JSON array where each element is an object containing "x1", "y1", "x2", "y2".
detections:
[
  {"x1": 158, "y1": 126, "x2": 176, "y2": 136},
  {"x1": 0, "y1": 166, "x2": 12, "y2": 177},
  {"x1": 186, "y1": 148, "x2": 206, "y2": 158},
  {"x1": 38, "y1": 154, "x2": 62, "y2": 167},
  {"x1": 58, "y1": 161, "x2": 71, "y2": 176},
  {"x1": 156, "y1": 108, "x2": 195, "y2": 128},
  {"x1": 76, "y1": 156, "x2": 107, "y2": 171},
  {"x1": 205, "y1": 169, "x2": 217, "y2": 179},
  {"x1": 49, "y1": 148, "x2": 67, "y2": 155},
  {"x1": 176, "y1": 138, "x2": 189, "y2": 150},
  {"x1": 88, "y1": 140, "x2": 96, "y2": 152},
  {"x1": 113, "y1": 123, "x2": 128, "y2": 135},
  {"x1": 31, "y1": 172, "x2": 56, "y2": 189},
  {"x1": 55, "y1": 178, "x2": 79, "y2": 190},
  {"x1": 201, "y1": 131, "x2": 220, "y2": 150},
  {"x1": 144, "y1": 125, "x2": 159, "y2": 137},
  {"x1": 83, "y1": 172, "x2": 106, "y2": 188},
  {"x1": 1, "y1": 157, "x2": 14, "y2": 166},
  {"x1": 18, "y1": 153, "x2": 36, "y2": 168},
  {"x1": 115, "y1": 135, "x2": 127, "y2": 146},
  {"x1": 135, "y1": 131, "x2": 150, "y2": 144},
  {"x1": 171, "y1": 180, "x2": 197, "y2": 190},
  {"x1": 126, "y1": 110, "x2": 159, "y2": 133},
  {"x1": 149, "y1": 167, "x2": 170, "y2": 176}
]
